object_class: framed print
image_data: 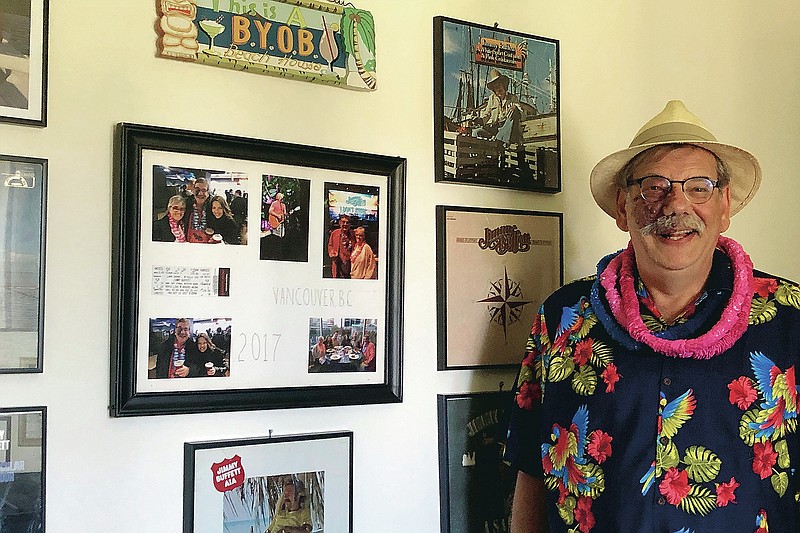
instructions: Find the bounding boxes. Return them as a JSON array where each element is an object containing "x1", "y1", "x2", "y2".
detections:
[
  {"x1": 438, "y1": 392, "x2": 515, "y2": 533},
  {"x1": 436, "y1": 205, "x2": 562, "y2": 370},
  {"x1": 0, "y1": 407, "x2": 46, "y2": 532},
  {"x1": 111, "y1": 123, "x2": 405, "y2": 416},
  {"x1": 184, "y1": 431, "x2": 352, "y2": 533},
  {"x1": 0, "y1": 154, "x2": 47, "y2": 373},
  {"x1": 155, "y1": 0, "x2": 377, "y2": 91},
  {"x1": 434, "y1": 17, "x2": 560, "y2": 192},
  {"x1": 0, "y1": 0, "x2": 48, "y2": 125}
]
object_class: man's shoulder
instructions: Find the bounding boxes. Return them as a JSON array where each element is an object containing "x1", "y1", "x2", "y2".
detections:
[
  {"x1": 753, "y1": 268, "x2": 799, "y2": 287},
  {"x1": 541, "y1": 276, "x2": 595, "y2": 308}
]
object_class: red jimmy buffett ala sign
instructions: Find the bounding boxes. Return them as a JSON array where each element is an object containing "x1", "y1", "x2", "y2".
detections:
[{"x1": 211, "y1": 455, "x2": 245, "y2": 492}]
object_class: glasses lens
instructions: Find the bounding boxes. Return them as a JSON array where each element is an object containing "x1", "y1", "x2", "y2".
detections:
[
  {"x1": 683, "y1": 177, "x2": 715, "y2": 202},
  {"x1": 638, "y1": 177, "x2": 671, "y2": 202}
]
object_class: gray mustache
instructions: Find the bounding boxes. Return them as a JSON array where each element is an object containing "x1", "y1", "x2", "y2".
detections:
[{"x1": 640, "y1": 214, "x2": 705, "y2": 236}]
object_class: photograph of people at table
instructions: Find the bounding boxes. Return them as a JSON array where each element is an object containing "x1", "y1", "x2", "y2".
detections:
[
  {"x1": 323, "y1": 183, "x2": 379, "y2": 279},
  {"x1": 151, "y1": 165, "x2": 248, "y2": 245},
  {"x1": 148, "y1": 317, "x2": 231, "y2": 378},
  {"x1": 260, "y1": 175, "x2": 310, "y2": 262},
  {"x1": 307, "y1": 317, "x2": 377, "y2": 373},
  {"x1": 222, "y1": 472, "x2": 324, "y2": 533}
]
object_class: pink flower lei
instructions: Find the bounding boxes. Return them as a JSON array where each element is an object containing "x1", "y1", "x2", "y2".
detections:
[{"x1": 598, "y1": 236, "x2": 753, "y2": 359}]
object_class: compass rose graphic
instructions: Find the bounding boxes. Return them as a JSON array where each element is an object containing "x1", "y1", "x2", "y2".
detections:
[{"x1": 477, "y1": 267, "x2": 531, "y2": 338}]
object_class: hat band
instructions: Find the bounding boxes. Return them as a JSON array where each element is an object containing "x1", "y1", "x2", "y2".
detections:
[{"x1": 630, "y1": 122, "x2": 717, "y2": 147}]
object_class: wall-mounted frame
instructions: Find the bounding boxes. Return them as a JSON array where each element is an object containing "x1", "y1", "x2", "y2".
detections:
[
  {"x1": 434, "y1": 16, "x2": 560, "y2": 192},
  {"x1": 438, "y1": 392, "x2": 515, "y2": 533},
  {"x1": 111, "y1": 123, "x2": 405, "y2": 416},
  {"x1": 0, "y1": 154, "x2": 47, "y2": 373},
  {"x1": 0, "y1": 0, "x2": 48, "y2": 126},
  {"x1": 436, "y1": 205, "x2": 562, "y2": 370},
  {"x1": 0, "y1": 406, "x2": 46, "y2": 532},
  {"x1": 184, "y1": 431, "x2": 352, "y2": 533}
]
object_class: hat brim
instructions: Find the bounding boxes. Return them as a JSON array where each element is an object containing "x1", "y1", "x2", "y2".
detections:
[{"x1": 589, "y1": 141, "x2": 762, "y2": 218}]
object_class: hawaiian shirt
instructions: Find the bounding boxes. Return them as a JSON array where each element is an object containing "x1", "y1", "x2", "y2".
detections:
[{"x1": 505, "y1": 250, "x2": 800, "y2": 532}]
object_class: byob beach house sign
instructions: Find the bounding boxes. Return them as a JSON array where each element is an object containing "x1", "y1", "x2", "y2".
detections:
[{"x1": 156, "y1": 0, "x2": 377, "y2": 90}]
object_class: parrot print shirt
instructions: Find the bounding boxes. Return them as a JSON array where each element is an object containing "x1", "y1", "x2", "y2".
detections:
[{"x1": 505, "y1": 250, "x2": 800, "y2": 532}]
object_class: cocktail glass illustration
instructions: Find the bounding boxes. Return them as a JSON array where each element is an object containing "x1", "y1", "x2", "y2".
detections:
[{"x1": 199, "y1": 19, "x2": 225, "y2": 50}]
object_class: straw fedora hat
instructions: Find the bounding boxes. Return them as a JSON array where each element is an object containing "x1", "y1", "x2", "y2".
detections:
[{"x1": 589, "y1": 100, "x2": 761, "y2": 218}]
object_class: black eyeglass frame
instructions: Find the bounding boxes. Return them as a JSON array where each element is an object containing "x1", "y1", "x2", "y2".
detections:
[{"x1": 626, "y1": 176, "x2": 720, "y2": 204}]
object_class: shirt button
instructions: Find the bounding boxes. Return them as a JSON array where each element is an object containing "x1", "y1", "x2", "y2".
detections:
[
  {"x1": 660, "y1": 436, "x2": 669, "y2": 445},
  {"x1": 662, "y1": 377, "x2": 672, "y2": 386},
  {"x1": 657, "y1": 496, "x2": 666, "y2": 505}
]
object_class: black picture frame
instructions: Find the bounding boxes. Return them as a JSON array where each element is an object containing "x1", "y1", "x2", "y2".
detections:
[
  {"x1": 184, "y1": 431, "x2": 353, "y2": 533},
  {"x1": 0, "y1": 406, "x2": 46, "y2": 532},
  {"x1": 111, "y1": 123, "x2": 405, "y2": 416},
  {"x1": 0, "y1": 153, "x2": 47, "y2": 373},
  {"x1": 437, "y1": 392, "x2": 516, "y2": 533},
  {"x1": 434, "y1": 16, "x2": 560, "y2": 192},
  {"x1": 436, "y1": 205, "x2": 563, "y2": 370},
  {"x1": 0, "y1": 0, "x2": 49, "y2": 126}
]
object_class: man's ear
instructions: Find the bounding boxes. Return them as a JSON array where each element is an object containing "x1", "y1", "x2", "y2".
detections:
[
  {"x1": 615, "y1": 189, "x2": 629, "y2": 231},
  {"x1": 720, "y1": 186, "x2": 731, "y2": 233}
]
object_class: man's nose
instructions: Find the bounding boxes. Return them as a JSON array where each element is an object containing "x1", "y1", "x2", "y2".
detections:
[{"x1": 661, "y1": 182, "x2": 691, "y2": 214}]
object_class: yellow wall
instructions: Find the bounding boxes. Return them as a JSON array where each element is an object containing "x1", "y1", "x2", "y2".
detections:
[{"x1": 1, "y1": 0, "x2": 798, "y2": 530}]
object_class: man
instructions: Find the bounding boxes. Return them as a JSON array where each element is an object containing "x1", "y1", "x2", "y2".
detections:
[
  {"x1": 155, "y1": 318, "x2": 200, "y2": 378},
  {"x1": 230, "y1": 189, "x2": 247, "y2": 228},
  {"x1": 327, "y1": 214, "x2": 353, "y2": 278},
  {"x1": 506, "y1": 101, "x2": 800, "y2": 531},
  {"x1": 185, "y1": 177, "x2": 211, "y2": 242},
  {"x1": 267, "y1": 192, "x2": 288, "y2": 237},
  {"x1": 266, "y1": 478, "x2": 312, "y2": 533},
  {"x1": 473, "y1": 69, "x2": 523, "y2": 146}
]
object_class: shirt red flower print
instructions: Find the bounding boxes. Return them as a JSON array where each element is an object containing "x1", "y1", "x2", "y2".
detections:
[
  {"x1": 727, "y1": 376, "x2": 757, "y2": 410},
  {"x1": 753, "y1": 277, "x2": 778, "y2": 298},
  {"x1": 573, "y1": 338, "x2": 593, "y2": 366},
  {"x1": 515, "y1": 381, "x2": 541, "y2": 410},
  {"x1": 601, "y1": 363, "x2": 620, "y2": 393},
  {"x1": 752, "y1": 441, "x2": 778, "y2": 479},
  {"x1": 587, "y1": 430, "x2": 612, "y2": 464},
  {"x1": 659, "y1": 467, "x2": 691, "y2": 506},
  {"x1": 715, "y1": 477, "x2": 739, "y2": 507},
  {"x1": 575, "y1": 496, "x2": 595, "y2": 533}
]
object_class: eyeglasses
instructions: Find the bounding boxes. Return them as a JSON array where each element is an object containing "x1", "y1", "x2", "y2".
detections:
[
  {"x1": 195, "y1": 187, "x2": 209, "y2": 193},
  {"x1": 176, "y1": 326, "x2": 189, "y2": 332},
  {"x1": 627, "y1": 176, "x2": 719, "y2": 204},
  {"x1": 170, "y1": 206, "x2": 186, "y2": 211}
]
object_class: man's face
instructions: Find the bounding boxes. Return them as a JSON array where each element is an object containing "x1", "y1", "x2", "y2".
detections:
[
  {"x1": 283, "y1": 483, "x2": 300, "y2": 510},
  {"x1": 615, "y1": 146, "x2": 731, "y2": 277},
  {"x1": 492, "y1": 84, "x2": 507, "y2": 98},
  {"x1": 339, "y1": 217, "x2": 350, "y2": 230},
  {"x1": 175, "y1": 321, "x2": 190, "y2": 343},
  {"x1": 194, "y1": 182, "x2": 209, "y2": 206}
]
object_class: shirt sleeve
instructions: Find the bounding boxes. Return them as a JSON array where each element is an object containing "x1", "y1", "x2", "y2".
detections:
[{"x1": 504, "y1": 308, "x2": 547, "y2": 477}]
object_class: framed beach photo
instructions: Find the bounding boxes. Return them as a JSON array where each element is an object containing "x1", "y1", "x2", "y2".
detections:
[
  {"x1": 111, "y1": 123, "x2": 405, "y2": 416},
  {"x1": 0, "y1": 154, "x2": 47, "y2": 373},
  {"x1": 438, "y1": 392, "x2": 516, "y2": 533},
  {"x1": 184, "y1": 431, "x2": 352, "y2": 533},
  {"x1": 0, "y1": 0, "x2": 48, "y2": 125},
  {"x1": 436, "y1": 205, "x2": 562, "y2": 370},
  {"x1": 434, "y1": 17, "x2": 560, "y2": 192},
  {"x1": 0, "y1": 406, "x2": 46, "y2": 532}
]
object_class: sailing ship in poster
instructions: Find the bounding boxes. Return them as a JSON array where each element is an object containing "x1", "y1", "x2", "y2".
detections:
[{"x1": 439, "y1": 19, "x2": 560, "y2": 191}]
